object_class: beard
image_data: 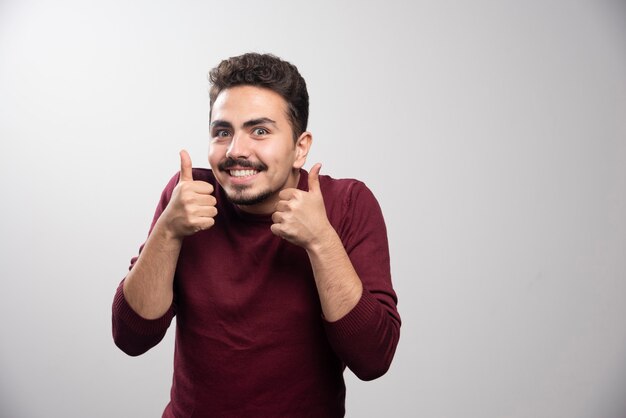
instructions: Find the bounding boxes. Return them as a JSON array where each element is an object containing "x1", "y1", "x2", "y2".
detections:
[{"x1": 224, "y1": 185, "x2": 273, "y2": 206}]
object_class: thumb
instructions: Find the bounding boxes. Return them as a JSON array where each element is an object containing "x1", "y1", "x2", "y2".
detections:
[
  {"x1": 308, "y1": 163, "x2": 322, "y2": 193},
  {"x1": 179, "y1": 149, "x2": 193, "y2": 182}
]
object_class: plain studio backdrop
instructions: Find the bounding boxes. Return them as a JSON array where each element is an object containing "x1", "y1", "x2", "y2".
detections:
[{"x1": 1, "y1": 0, "x2": 625, "y2": 417}]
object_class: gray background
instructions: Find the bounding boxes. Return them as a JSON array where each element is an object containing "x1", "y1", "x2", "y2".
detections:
[{"x1": 1, "y1": 0, "x2": 625, "y2": 417}]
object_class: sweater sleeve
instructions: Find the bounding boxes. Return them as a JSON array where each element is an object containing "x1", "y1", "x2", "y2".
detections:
[
  {"x1": 111, "y1": 173, "x2": 179, "y2": 356},
  {"x1": 112, "y1": 278, "x2": 176, "y2": 356},
  {"x1": 323, "y1": 181, "x2": 401, "y2": 381}
]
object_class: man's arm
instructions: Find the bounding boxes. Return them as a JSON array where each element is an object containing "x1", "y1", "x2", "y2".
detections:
[
  {"x1": 305, "y1": 228, "x2": 363, "y2": 321},
  {"x1": 123, "y1": 150, "x2": 217, "y2": 317},
  {"x1": 271, "y1": 164, "x2": 362, "y2": 321},
  {"x1": 121, "y1": 220, "x2": 182, "y2": 319},
  {"x1": 271, "y1": 165, "x2": 400, "y2": 380},
  {"x1": 112, "y1": 151, "x2": 217, "y2": 353}
]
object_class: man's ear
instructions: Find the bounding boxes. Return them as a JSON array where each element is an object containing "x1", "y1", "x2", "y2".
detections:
[{"x1": 293, "y1": 131, "x2": 312, "y2": 169}]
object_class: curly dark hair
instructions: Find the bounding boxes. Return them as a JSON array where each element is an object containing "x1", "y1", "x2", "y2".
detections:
[{"x1": 208, "y1": 53, "x2": 309, "y2": 140}]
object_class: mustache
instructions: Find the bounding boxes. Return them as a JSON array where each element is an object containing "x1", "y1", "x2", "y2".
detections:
[{"x1": 218, "y1": 158, "x2": 268, "y2": 172}]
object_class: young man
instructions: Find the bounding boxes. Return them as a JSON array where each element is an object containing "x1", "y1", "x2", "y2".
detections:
[{"x1": 112, "y1": 53, "x2": 400, "y2": 417}]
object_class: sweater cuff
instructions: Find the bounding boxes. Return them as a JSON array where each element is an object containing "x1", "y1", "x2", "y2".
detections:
[
  {"x1": 113, "y1": 281, "x2": 174, "y2": 336},
  {"x1": 323, "y1": 288, "x2": 380, "y2": 339}
]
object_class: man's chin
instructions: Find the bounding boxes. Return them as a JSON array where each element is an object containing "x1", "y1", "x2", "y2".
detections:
[{"x1": 225, "y1": 189, "x2": 272, "y2": 206}]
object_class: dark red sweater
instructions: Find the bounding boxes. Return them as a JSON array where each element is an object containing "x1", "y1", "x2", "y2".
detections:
[{"x1": 112, "y1": 169, "x2": 400, "y2": 417}]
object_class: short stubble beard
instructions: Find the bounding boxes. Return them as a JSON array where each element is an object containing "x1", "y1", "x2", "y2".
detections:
[{"x1": 225, "y1": 186, "x2": 273, "y2": 206}]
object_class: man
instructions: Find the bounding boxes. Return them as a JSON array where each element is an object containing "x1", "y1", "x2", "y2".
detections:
[{"x1": 112, "y1": 53, "x2": 400, "y2": 417}]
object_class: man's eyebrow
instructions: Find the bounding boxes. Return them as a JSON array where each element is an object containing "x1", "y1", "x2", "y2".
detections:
[
  {"x1": 210, "y1": 120, "x2": 233, "y2": 129},
  {"x1": 210, "y1": 118, "x2": 277, "y2": 130},
  {"x1": 242, "y1": 117, "x2": 277, "y2": 129}
]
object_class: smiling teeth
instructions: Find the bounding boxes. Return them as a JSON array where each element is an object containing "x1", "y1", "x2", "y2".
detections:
[{"x1": 230, "y1": 169, "x2": 258, "y2": 177}]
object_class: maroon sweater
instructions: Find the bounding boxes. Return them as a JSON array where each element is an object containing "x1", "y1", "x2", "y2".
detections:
[{"x1": 112, "y1": 169, "x2": 400, "y2": 417}]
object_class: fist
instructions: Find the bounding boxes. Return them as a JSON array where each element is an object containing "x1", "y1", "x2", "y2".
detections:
[
  {"x1": 160, "y1": 150, "x2": 218, "y2": 238},
  {"x1": 270, "y1": 163, "x2": 332, "y2": 249}
]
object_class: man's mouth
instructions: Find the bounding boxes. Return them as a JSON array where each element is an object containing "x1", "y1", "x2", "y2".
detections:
[
  {"x1": 229, "y1": 169, "x2": 259, "y2": 178},
  {"x1": 219, "y1": 158, "x2": 267, "y2": 176}
]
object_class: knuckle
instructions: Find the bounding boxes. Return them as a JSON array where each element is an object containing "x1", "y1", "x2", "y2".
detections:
[
  {"x1": 179, "y1": 194, "x2": 191, "y2": 205},
  {"x1": 204, "y1": 218, "x2": 215, "y2": 229}
]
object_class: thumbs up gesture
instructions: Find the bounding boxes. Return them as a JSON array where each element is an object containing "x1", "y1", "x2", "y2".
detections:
[
  {"x1": 270, "y1": 163, "x2": 332, "y2": 250},
  {"x1": 159, "y1": 150, "x2": 218, "y2": 238}
]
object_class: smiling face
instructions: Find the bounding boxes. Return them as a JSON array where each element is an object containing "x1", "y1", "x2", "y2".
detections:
[{"x1": 209, "y1": 85, "x2": 312, "y2": 215}]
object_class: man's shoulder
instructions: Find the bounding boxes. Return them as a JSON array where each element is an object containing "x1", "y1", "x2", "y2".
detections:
[
  {"x1": 317, "y1": 174, "x2": 380, "y2": 213},
  {"x1": 319, "y1": 175, "x2": 371, "y2": 199},
  {"x1": 318, "y1": 174, "x2": 385, "y2": 234}
]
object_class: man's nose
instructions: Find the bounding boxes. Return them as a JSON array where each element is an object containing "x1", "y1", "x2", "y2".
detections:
[{"x1": 226, "y1": 133, "x2": 250, "y2": 159}]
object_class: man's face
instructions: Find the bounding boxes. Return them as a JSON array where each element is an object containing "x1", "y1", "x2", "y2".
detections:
[{"x1": 208, "y1": 85, "x2": 311, "y2": 215}]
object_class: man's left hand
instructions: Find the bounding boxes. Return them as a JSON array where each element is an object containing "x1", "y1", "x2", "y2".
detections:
[{"x1": 271, "y1": 163, "x2": 332, "y2": 250}]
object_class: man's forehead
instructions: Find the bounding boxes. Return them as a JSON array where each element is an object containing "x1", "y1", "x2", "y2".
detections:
[{"x1": 210, "y1": 85, "x2": 288, "y2": 122}]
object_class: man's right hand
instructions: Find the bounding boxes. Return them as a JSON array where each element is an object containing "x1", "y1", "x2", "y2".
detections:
[{"x1": 158, "y1": 150, "x2": 218, "y2": 238}]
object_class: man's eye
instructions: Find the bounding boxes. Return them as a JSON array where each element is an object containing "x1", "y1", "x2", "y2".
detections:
[
  {"x1": 253, "y1": 128, "x2": 268, "y2": 136},
  {"x1": 215, "y1": 130, "x2": 231, "y2": 137}
]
